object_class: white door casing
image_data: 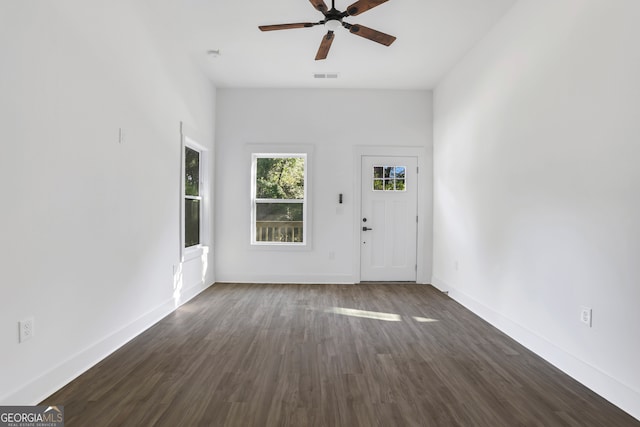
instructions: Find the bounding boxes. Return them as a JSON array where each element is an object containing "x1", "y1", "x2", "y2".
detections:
[{"x1": 360, "y1": 156, "x2": 418, "y2": 281}]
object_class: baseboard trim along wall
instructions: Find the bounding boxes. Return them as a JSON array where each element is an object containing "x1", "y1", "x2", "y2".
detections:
[
  {"x1": 0, "y1": 281, "x2": 212, "y2": 406},
  {"x1": 215, "y1": 274, "x2": 356, "y2": 285},
  {"x1": 431, "y1": 277, "x2": 640, "y2": 421}
]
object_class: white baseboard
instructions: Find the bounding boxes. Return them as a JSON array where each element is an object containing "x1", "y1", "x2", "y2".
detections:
[
  {"x1": 431, "y1": 276, "x2": 640, "y2": 422},
  {"x1": 0, "y1": 281, "x2": 212, "y2": 406},
  {"x1": 215, "y1": 274, "x2": 356, "y2": 285}
]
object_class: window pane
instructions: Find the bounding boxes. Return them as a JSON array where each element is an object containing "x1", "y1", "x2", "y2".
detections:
[
  {"x1": 256, "y1": 157, "x2": 304, "y2": 199},
  {"x1": 257, "y1": 203, "x2": 303, "y2": 221},
  {"x1": 384, "y1": 179, "x2": 395, "y2": 191},
  {"x1": 185, "y1": 199, "x2": 200, "y2": 247},
  {"x1": 185, "y1": 147, "x2": 200, "y2": 197},
  {"x1": 256, "y1": 203, "x2": 303, "y2": 242},
  {"x1": 373, "y1": 165, "x2": 407, "y2": 191}
]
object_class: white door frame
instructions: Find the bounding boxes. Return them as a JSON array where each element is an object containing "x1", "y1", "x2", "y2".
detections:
[{"x1": 353, "y1": 145, "x2": 430, "y2": 284}]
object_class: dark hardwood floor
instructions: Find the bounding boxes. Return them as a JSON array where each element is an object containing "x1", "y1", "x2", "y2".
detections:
[{"x1": 43, "y1": 283, "x2": 639, "y2": 426}]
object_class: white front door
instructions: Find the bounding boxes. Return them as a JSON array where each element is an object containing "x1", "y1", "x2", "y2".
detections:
[{"x1": 360, "y1": 156, "x2": 418, "y2": 281}]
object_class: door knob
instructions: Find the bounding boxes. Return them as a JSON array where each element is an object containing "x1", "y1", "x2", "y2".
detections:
[{"x1": 362, "y1": 227, "x2": 373, "y2": 231}]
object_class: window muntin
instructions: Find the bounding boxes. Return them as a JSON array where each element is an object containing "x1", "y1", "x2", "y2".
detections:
[
  {"x1": 252, "y1": 154, "x2": 306, "y2": 245},
  {"x1": 373, "y1": 165, "x2": 406, "y2": 191},
  {"x1": 185, "y1": 146, "x2": 201, "y2": 248}
]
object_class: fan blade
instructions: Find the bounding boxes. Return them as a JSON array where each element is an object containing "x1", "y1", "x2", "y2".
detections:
[
  {"x1": 309, "y1": 0, "x2": 328, "y2": 13},
  {"x1": 259, "y1": 22, "x2": 316, "y2": 31},
  {"x1": 347, "y1": 24, "x2": 396, "y2": 46},
  {"x1": 346, "y1": 0, "x2": 389, "y2": 16},
  {"x1": 315, "y1": 31, "x2": 335, "y2": 60}
]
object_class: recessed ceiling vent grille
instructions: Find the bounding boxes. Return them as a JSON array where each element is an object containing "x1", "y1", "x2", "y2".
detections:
[{"x1": 313, "y1": 72, "x2": 339, "y2": 79}]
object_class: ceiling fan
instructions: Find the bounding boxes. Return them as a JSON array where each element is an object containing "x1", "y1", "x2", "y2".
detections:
[{"x1": 259, "y1": 0, "x2": 396, "y2": 60}]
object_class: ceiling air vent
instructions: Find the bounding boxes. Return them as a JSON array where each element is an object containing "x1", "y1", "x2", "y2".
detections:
[{"x1": 313, "y1": 72, "x2": 339, "y2": 79}]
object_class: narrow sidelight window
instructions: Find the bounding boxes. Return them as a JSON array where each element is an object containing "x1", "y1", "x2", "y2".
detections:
[{"x1": 185, "y1": 146, "x2": 201, "y2": 247}]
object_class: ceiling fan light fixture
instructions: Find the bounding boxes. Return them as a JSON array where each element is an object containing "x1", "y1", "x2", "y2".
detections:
[{"x1": 325, "y1": 19, "x2": 341, "y2": 32}]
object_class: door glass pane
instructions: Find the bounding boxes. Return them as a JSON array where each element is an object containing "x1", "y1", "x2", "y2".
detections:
[
  {"x1": 384, "y1": 180, "x2": 395, "y2": 190},
  {"x1": 372, "y1": 165, "x2": 407, "y2": 192},
  {"x1": 185, "y1": 199, "x2": 200, "y2": 247}
]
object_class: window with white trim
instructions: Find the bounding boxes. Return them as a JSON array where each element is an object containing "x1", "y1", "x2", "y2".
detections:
[
  {"x1": 251, "y1": 154, "x2": 307, "y2": 245},
  {"x1": 184, "y1": 146, "x2": 202, "y2": 248}
]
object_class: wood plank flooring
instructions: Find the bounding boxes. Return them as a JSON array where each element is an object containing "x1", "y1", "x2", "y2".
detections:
[{"x1": 42, "y1": 283, "x2": 639, "y2": 426}]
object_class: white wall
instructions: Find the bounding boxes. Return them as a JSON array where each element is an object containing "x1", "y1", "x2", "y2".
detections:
[
  {"x1": 215, "y1": 89, "x2": 432, "y2": 284},
  {"x1": 433, "y1": 0, "x2": 640, "y2": 419},
  {"x1": 0, "y1": 1, "x2": 215, "y2": 404}
]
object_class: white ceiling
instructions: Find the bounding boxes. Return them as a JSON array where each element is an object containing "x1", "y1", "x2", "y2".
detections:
[{"x1": 140, "y1": 0, "x2": 516, "y2": 90}]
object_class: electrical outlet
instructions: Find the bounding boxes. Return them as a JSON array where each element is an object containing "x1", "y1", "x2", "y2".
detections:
[
  {"x1": 580, "y1": 307, "x2": 592, "y2": 327},
  {"x1": 19, "y1": 317, "x2": 34, "y2": 342}
]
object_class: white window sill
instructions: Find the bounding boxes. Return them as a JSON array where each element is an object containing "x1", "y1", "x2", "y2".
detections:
[{"x1": 183, "y1": 245, "x2": 209, "y2": 262}]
